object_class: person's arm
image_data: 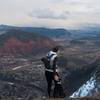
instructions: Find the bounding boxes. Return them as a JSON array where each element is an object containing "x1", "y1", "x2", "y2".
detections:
[
  {"x1": 53, "y1": 57, "x2": 58, "y2": 74},
  {"x1": 53, "y1": 57, "x2": 60, "y2": 80}
]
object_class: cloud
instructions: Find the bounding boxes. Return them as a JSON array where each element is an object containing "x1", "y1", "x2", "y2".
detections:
[
  {"x1": 48, "y1": 0, "x2": 65, "y2": 3},
  {"x1": 29, "y1": 8, "x2": 70, "y2": 20}
]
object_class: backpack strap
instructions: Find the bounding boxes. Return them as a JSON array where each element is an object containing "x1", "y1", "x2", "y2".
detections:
[
  {"x1": 50, "y1": 54, "x2": 57, "y2": 68},
  {"x1": 47, "y1": 54, "x2": 55, "y2": 60}
]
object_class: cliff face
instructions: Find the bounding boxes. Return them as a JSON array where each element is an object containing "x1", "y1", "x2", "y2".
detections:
[{"x1": 0, "y1": 29, "x2": 56, "y2": 56}]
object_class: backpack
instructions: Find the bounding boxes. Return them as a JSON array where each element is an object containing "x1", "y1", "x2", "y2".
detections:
[
  {"x1": 53, "y1": 82, "x2": 66, "y2": 98},
  {"x1": 53, "y1": 74, "x2": 66, "y2": 98},
  {"x1": 41, "y1": 54, "x2": 55, "y2": 69}
]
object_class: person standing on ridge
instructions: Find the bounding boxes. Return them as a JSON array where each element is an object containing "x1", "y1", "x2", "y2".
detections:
[
  {"x1": 46, "y1": 47, "x2": 59, "y2": 97},
  {"x1": 41, "y1": 46, "x2": 59, "y2": 97},
  {"x1": 41, "y1": 46, "x2": 65, "y2": 98}
]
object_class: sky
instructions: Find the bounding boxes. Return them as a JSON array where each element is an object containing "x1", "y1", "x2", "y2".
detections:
[{"x1": 0, "y1": 0, "x2": 100, "y2": 29}]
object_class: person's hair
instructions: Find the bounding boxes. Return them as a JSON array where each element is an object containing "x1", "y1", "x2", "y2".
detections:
[{"x1": 52, "y1": 46, "x2": 59, "y2": 52}]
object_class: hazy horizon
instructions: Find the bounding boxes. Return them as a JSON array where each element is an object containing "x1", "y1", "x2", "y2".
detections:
[{"x1": 0, "y1": 0, "x2": 100, "y2": 29}]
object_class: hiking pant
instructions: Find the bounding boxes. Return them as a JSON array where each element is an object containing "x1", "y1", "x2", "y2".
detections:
[{"x1": 45, "y1": 71, "x2": 54, "y2": 97}]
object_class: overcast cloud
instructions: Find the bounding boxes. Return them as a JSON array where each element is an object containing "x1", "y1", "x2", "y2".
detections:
[
  {"x1": 29, "y1": 8, "x2": 69, "y2": 19},
  {"x1": 0, "y1": 0, "x2": 100, "y2": 29}
]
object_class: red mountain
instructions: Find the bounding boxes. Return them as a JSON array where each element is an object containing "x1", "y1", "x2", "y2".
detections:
[{"x1": 0, "y1": 29, "x2": 56, "y2": 56}]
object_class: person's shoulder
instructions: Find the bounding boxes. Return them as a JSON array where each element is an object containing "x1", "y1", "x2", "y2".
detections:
[{"x1": 53, "y1": 53, "x2": 58, "y2": 60}]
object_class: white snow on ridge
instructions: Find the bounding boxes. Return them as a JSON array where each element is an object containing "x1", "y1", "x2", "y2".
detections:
[{"x1": 70, "y1": 76, "x2": 96, "y2": 98}]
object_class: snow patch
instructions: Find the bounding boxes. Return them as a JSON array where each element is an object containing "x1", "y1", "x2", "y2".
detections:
[{"x1": 70, "y1": 76, "x2": 96, "y2": 98}]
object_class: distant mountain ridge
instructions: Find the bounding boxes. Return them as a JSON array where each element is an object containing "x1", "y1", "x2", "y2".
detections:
[
  {"x1": 0, "y1": 29, "x2": 44, "y2": 45},
  {"x1": 1, "y1": 24, "x2": 100, "y2": 39},
  {"x1": 0, "y1": 25, "x2": 71, "y2": 39},
  {"x1": 69, "y1": 26, "x2": 100, "y2": 39},
  {"x1": 21, "y1": 27, "x2": 71, "y2": 38},
  {"x1": 0, "y1": 29, "x2": 56, "y2": 56},
  {"x1": 0, "y1": 24, "x2": 72, "y2": 56}
]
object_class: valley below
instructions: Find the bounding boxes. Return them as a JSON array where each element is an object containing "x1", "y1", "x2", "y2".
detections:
[{"x1": 0, "y1": 40, "x2": 100, "y2": 100}]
